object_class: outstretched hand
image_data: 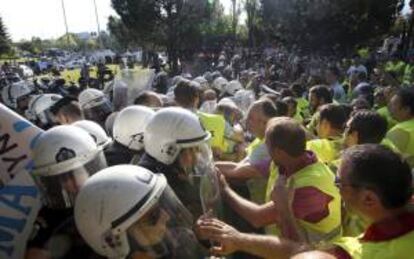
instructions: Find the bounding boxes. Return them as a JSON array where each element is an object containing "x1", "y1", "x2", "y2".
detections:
[{"x1": 196, "y1": 218, "x2": 241, "y2": 256}]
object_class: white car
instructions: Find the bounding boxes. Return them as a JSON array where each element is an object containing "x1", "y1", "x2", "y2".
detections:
[
  {"x1": 65, "y1": 60, "x2": 83, "y2": 70},
  {"x1": 19, "y1": 65, "x2": 34, "y2": 78}
]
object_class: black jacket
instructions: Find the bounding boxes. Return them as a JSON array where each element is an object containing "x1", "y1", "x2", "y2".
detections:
[{"x1": 138, "y1": 153, "x2": 203, "y2": 218}]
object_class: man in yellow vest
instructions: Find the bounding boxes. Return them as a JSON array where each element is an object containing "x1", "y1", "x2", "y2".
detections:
[
  {"x1": 216, "y1": 99, "x2": 279, "y2": 205},
  {"x1": 282, "y1": 96, "x2": 304, "y2": 124},
  {"x1": 197, "y1": 145, "x2": 414, "y2": 259},
  {"x1": 174, "y1": 79, "x2": 227, "y2": 158},
  {"x1": 290, "y1": 83, "x2": 310, "y2": 119},
  {"x1": 306, "y1": 85, "x2": 333, "y2": 136},
  {"x1": 375, "y1": 86, "x2": 398, "y2": 130},
  {"x1": 341, "y1": 111, "x2": 392, "y2": 237},
  {"x1": 331, "y1": 144, "x2": 414, "y2": 258},
  {"x1": 344, "y1": 110, "x2": 391, "y2": 150},
  {"x1": 387, "y1": 87, "x2": 414, "y2": 167},
  {"x1": 216, "y1": 117, "x2": 341, "y2": 244},
  {"x1": 307, "y1": 104, "x2": 347, "y2": 164},
  {"x1": 215, "y1": 98, "x2": 245, "y2": 162}
]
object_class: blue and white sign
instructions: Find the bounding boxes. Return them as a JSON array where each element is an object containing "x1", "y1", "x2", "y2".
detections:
[{"x1": 0, "y1": 104, "x2": 42, "y2": 259}]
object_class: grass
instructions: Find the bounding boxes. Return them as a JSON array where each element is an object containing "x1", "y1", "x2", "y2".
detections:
[
  {"x1": 0, "y1": 57, "x2": 39, "y2": 64},
  {"x1": 59, "y1": 64, "x2": 121, "y2": 83},
  {"x1": 1, "y1": 60, "x2": 144, "y2": 85}
]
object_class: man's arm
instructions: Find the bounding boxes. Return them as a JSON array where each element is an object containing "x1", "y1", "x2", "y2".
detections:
[
  {"x1": 216, "y1": 161, "x2": 262, "y2": 181},
  {"x1": 197, "y1": 218, "x2": 305, "y2": 258},
  {"x1": 271, "y1": 175, "x2": 306, "y2": 242},
  {"x1": 219, "y1": 173, "x2": 278, "y2": 228}
]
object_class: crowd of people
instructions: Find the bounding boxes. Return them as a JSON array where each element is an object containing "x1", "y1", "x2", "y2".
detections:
[{"x1": 1, "y1": 44, "x2": 414, "y2": 259}]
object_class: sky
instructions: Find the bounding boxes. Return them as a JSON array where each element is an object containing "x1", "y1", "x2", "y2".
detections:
[
  {"x1": 0, "y1": 0, "x2": 234, "y2": 42},
  {"x1": 1, "y1": 0, "x2": 409, "y2": 42}
]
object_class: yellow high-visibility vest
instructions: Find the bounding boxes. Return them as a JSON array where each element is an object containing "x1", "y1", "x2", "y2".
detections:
[
  {"x1": 386, "y1": 118, "x2": 414, "y2": 168},
  {"x1": 265, "y1": 160, "x2": 341, "y2": 243},
  {"x1": 198, "y1": 112, "x2": 227, "y2": 152},
  {"x1": 288, "y1": 162, "x2": 342, "y2": 243},
  {"x1": 307, "y1": 138, "x2": 343, "y2": 164}
]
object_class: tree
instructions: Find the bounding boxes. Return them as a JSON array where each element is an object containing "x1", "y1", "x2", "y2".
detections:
[
  {"x1": 0, "y1": 16, "x2": 12, "y2": 56},
  {"x1": 244, "y1": 0, "x2": 262, "y2": 49},
  {"x1": 201, "y1": 0, "x2": 233, "y2": 46},
  {"x1": 56, "y1": 33, "x2": 79, "y2": 50},
  {"x1": 107, "y1": 16, "x2": 138, "y2": 51},
  {"x1": 111, "y1": 0, "x2": 208, "y2": 74},
  {"x1": 16, "y1": 37, "x2": 58, "y2": 55},
  {"x1": 260, "y1": 0, "x2": 400, "y2": 54}
]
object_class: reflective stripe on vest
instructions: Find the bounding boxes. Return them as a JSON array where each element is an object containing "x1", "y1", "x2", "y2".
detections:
[{"x1": 287, "y1": 162, "x2": 342, "y2": 243}]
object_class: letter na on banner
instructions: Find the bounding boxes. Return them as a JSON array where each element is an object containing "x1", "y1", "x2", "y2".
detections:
[
  {"x1": 0, "y1": 104, "x2": 42, "y2": 259},
  {"x1": 0, "y1": 104, "x2": 43, "y2": 186}
]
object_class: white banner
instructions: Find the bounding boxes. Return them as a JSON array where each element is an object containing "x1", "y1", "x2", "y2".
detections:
[
  {"x1": 0, "y1": 104, "x2": 42, "y2": 258},
  {"x1": 0, "y1": 104, "x2": 43, "y2": 186}
]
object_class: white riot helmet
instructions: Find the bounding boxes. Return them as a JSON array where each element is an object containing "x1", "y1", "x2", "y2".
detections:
[
  {"x1": 1, "y1": 81, "x2": 32, "y2": 109},
  {"x1": 225, "y1": 80, "x2": 243, "y2": 96},
  {"x1": 212, "y1": 77, "x2": 228, "y2": 93},
  {"x1": 26, "y1": 94, "x2": 62, "y2": 127},
  {"x1": 144, "y1": 107, "x2": 211, "y2": 165},
  {"x1": 72, "y1": 120, "x2": 113, "y2": 148},
  {"x1": 32, "y1": 125, "x2": 107, "y2": 209},
  {"x1": 217, "y1": 97, "x2": 239, "y2": 110},
  {"x1": 78, "y1": 88, "x2": 113, "y2": 124},
  {"x1": 193, "y1": 76, "x2": 208, "y2": 90},
  {"x1": 113, "y1": 105, "x2": 155, "y2": 151},
  {"x1": 233, "y1": 89, "x2": 256, "y2": 113},
  {"x1": 75, "y1": 165, "x2": 195, "y2": 259},
  {"x1": 171, "y1": 75, "x2": 184, "y2": 86}
]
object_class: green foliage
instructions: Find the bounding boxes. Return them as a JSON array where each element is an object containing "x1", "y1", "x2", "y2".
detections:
[
  {"x1": 0, "y1": 16, "x2": 12, "y2": 56},
  {"x1": 16, "y1": 37, "x2": 45, "y2": 54},
  {"x1": 107, "y1": 16, "x2": 136, "y2": 51},
  {"x1": 16, "y1": 32, "x2": 117, "y2": 54},
  {"x1": 111, "y1": 0, "x2": 209, "y2": 72},
  {"x1": 244, "y1": 0, "x2": 262, "y2": 48},
  {"x1": 56, "y1": 33, "x2": 79, "y2": 50},
  {"x1": 261, "y1": 0, "x2": 400, "y2": 53}
]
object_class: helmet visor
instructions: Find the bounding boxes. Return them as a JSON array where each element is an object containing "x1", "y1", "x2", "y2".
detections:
[
  {"x1": 194, "y1": 143, "x2": 221, "y2": 216},
  {"x1": 126, "y1": 186, "x2": 199, "y2": 258},
  {"x1": 179, "y1": 143, "x2": 221, "y2": 216},
  {"x1": 35, "y1": 151, "x2": 107, "y2": 209}
]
